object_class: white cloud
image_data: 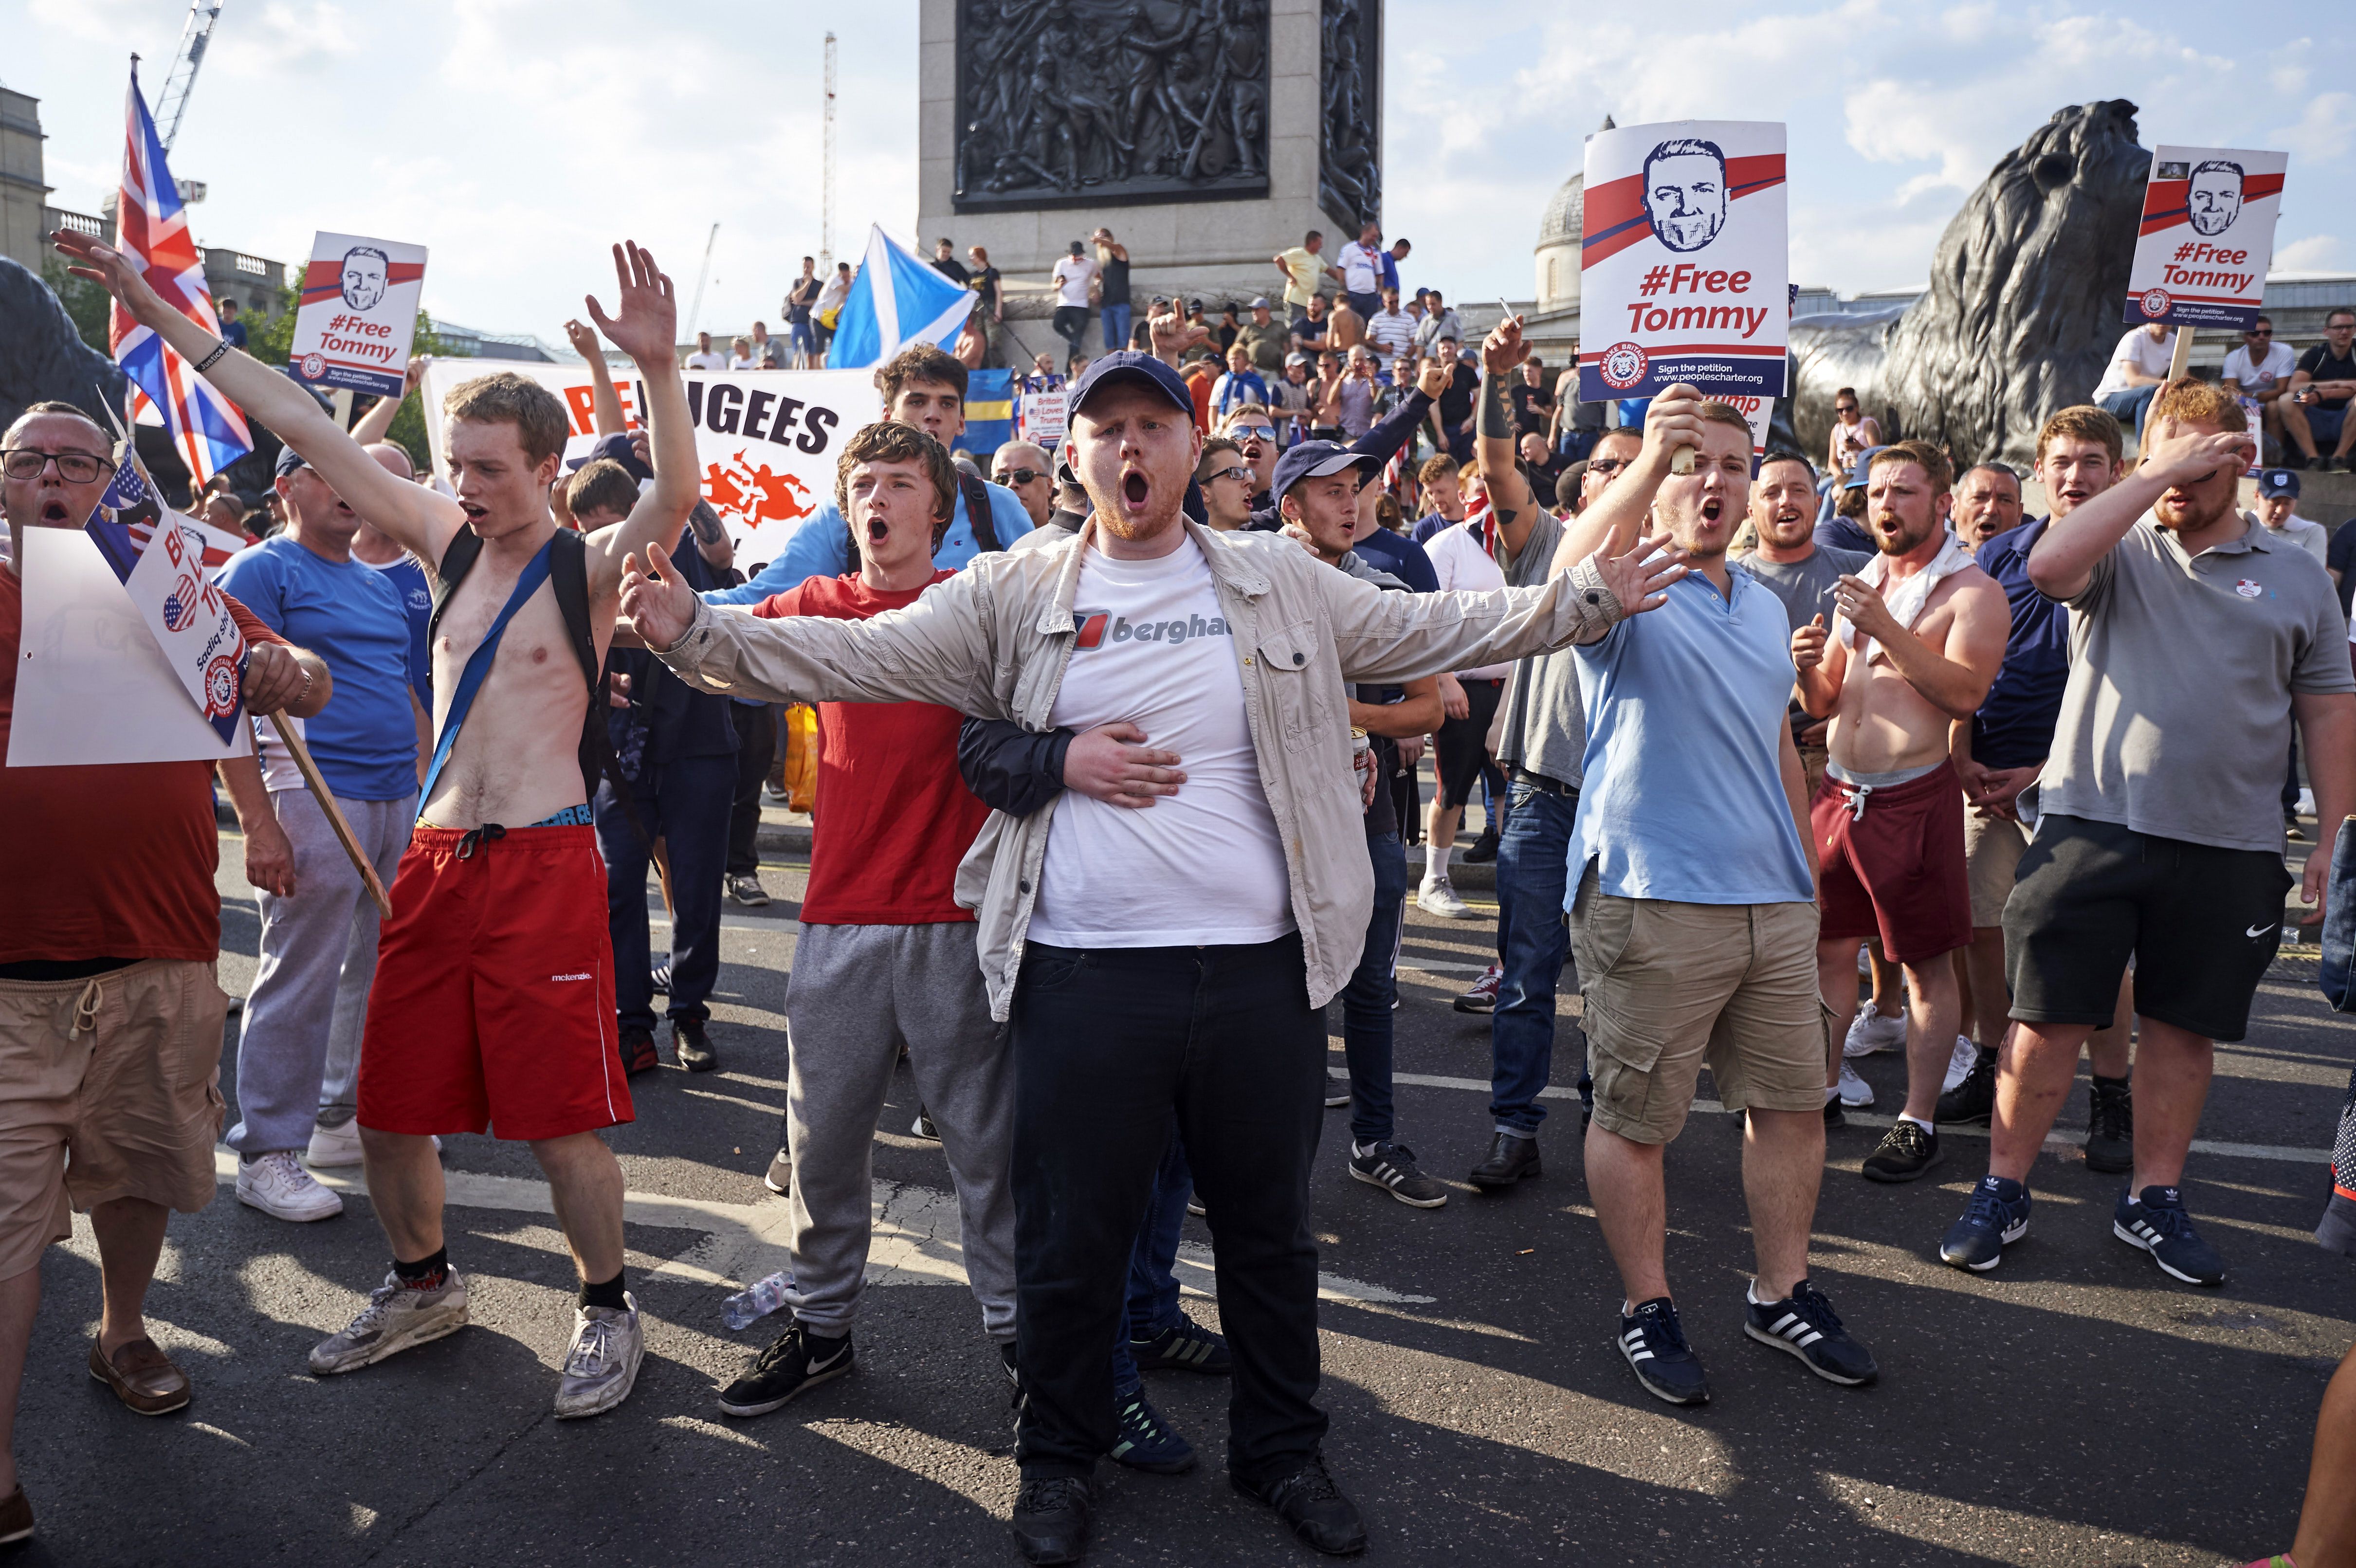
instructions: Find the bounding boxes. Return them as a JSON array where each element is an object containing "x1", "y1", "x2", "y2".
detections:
[
  {"x1": 2278, "y1": 234, "x2": 2347, "y2": 273},
  {"x1": 2270, "y1": 91, "x2": 2356, "y2": 161}
]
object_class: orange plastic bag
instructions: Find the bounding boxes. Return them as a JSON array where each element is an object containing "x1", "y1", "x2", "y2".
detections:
[{"x1": 783, "y1": 704, "x2": 820, "y2": 816}]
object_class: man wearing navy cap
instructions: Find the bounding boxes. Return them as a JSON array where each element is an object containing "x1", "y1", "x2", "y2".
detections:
[
  {"x1": 2256, "y1": 467, "x2": 2328, "y2": 566},
  {"x1": 621, "y1": 347, "x2": 1686, "y2": 1566}
]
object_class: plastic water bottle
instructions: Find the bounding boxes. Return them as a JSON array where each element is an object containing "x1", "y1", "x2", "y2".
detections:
[{"x1": 722, "y1": 1269, "x2": 792, "y2": 1331}]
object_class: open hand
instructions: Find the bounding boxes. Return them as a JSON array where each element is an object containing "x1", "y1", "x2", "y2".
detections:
[
  {"x1": 52, "y1": 228, "x2": 173, "y2": 331},
  {"x1": 1591, "y1": 529, "x2": 1691, "y2": 618},
  {"x1": 1791, "y1": 613, "x2": 1827, "y2": 674},
  {"x1": 1063, "y1": 721, "x2": 1185, "y2": 808},
  {"x1": 619, "y1": 540, "x2": 699, "y2": 652},
  {"x1": 2143, "y1": 417, "x2": 2256, "y2": 488},
  {"x1": 584, "y1": 242, "x2": 678, "y2": 369}
]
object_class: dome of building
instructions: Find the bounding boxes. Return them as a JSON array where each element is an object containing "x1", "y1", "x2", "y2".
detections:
[
  {"x1": 1537, "y1": 174, "x2": 1586, "y2": 251},
  {"x1": 1534, "y1": 114, "x2": 1612, "y2": 314}
]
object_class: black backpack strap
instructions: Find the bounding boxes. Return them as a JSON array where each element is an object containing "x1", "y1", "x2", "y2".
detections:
[
  {"x1": 549, "y1": 529, "x2": 649, "y2": 840},
  {"x1": 961, "y1": 471, "x2": 1001, "y2": 554},
  {"x1": 427, "y1": 527, "x2": 485, "y2": 641}
]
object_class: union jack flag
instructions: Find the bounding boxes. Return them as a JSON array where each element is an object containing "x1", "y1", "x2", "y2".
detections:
[{"x1": 111, "y1": 62, "x2": 252, "y2": 487}]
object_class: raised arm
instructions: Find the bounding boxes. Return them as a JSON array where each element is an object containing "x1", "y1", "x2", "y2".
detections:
[
  {"x1": 578, "y1": 243, "x2": 697, "y2": 595},
  {"x1": 55, "y1": 227, "x2": 459, "y2": 558},
  {"x1": 349, "y1": 360, "x2": 425, "y2": 446},
  {"x1": 2027, "y1": 417, "x2": 2252, "y2": 599},
  {"x1": 1344, "y1": 363, "x2": 1439, "y2": 470},
  {"x1": 564, "y1": 320, "x2": 627, "y2": 435},
  {"x1": 1475, "y1": 317, "x2": 1538, "y2": 551},
  {"x1": 1551, "y1": 384, "x2": 1709, "y2": 578}
]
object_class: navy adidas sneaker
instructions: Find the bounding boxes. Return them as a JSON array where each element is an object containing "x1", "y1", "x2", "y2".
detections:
[
  {"x1": 2114, "y1": 1185, "x2": 2227, "y2": 1286},
  {"x1": 1742, "y1": 1280, "x2": 1878, "y2": 1386},
  {"x1": 1616, "y1": 1297, "x2": 1709, "y2": 1405},
  {"x1": 1108, "y1": 1389, "x2": 1196, "y2": 1474},
  {"x1": 1939, "y1": 1175, "x2": 2031, "y2": 1272}
]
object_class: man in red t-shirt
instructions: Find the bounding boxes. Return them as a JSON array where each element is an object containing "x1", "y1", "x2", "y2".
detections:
[
  {"x1": 0, "y1": 403, "x2": 325, "y2": 1535},
  {"x1": 712, "y1": 421, "x2": 1014, "y2": 1421}
]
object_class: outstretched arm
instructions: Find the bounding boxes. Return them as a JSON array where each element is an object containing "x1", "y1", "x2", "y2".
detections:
[
  {"x1": 55, "y1": 228, "x2": 459, "y2": 559},
  {"x1": 1551, "y1": 383, "x2": 1709, "y2": 577},
  {"x1": 578, "y1": 243, "x2": 697, "y2": 597}
]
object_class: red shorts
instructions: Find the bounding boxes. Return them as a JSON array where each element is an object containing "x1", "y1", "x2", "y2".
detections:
[
  {"x1": 1812, "y1": 759, "x2": 1971, "y2": 966},
  {"x1": 358, "y1": 824, "x2": 634, "y2": 1141}
]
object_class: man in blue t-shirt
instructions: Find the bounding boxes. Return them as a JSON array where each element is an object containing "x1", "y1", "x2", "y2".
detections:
[
  {"x1": 705, "y1": 344, "x2": 1032, "y2": 603},
  {"x1": 1557, "y1": 387, "x2": 1879, "y2": 1407},
  {"x1": 215, "y1": 443, "x2": 424, "y2": 1223}
]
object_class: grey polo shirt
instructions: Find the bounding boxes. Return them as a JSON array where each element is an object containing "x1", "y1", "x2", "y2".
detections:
[
  {"x1": 2040, "y1": 513, "x2": 2354, "y2": 853},
  {"x1": 1495, "y1": 510, "x2": 1588, "y2": 789}
]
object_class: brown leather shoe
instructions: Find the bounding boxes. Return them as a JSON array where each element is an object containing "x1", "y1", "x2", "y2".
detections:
[
  {"x1": 87, "y1": 1337, "x2": 191, "y2": 1415},
  {"x1": 0, "y1": 1485, "x2": 31, "y2": 1544}
]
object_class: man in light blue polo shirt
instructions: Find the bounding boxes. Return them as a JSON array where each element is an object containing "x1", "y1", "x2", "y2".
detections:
[
  {"x1": 215, "y1": 444, "x2": 423, "y2": 1224},
  {"x1": 1553, "y1": 387, "x2": 1878, "y2": 1409},
  {"x1": 706, "y1": 342, "x2": 1032, "y2": 602}
]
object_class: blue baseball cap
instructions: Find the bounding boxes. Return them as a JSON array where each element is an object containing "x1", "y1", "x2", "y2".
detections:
[
  {"x1": 2258, "y1": 467, "x2": 2301, "y2": 500},
  {"x1": 1067, "y1": 350, "x2": 1192, "y2": 419},
  {"x1": 274, "y1": 443, "x2": 310, "y2": 478},
  {"x1": 1844, "y1": 446, "x2": 1887, "y2": 490},
  {"x1": 1270, "y1": 439, "x2": 1376, "y2": 506}
]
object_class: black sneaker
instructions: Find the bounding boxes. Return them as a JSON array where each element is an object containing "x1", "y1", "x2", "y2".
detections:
[
  {"x1": 727, "y1": 873, "x2": 770, "y2": 908},
  {"x1": 1823, "y1": 1095, "x2": 1845, "y2": 1130},
  {"x1": 1461, "y1": 825, "x2": 1500, "y2": 864},
  {"x1": 1861, "y1": 1119, "x2": 1942, "y2": 1183},
  {"x1": 1349, "y1": 1141, "x2": 1449, "y2": 1208},
  {"x1": 1131, "y1": 1312, "x2": 1230, "y2": 1374},
  {"x1": 1467, "y1": 1130, "x2": 1541, "y2": 1189},
  {"x1": 1010, "y1": 1475, "x2": 1092, "y2": 1566},
  {"x1": 1232, "y1": 1452, "x2": 1367, "y2": 1556},
  {"x1": 1108, "y1": 1389, "x2": 1196, "y2": 1473},
  {"x1": 2114, "y1": 1185, "x2": 2228, "y2": 1286},
  {"x1": 1742, "y1": 1280, "x2": 1878, "y2": 1386},
  {"x1": 1616, "y1": 1297, "x2": 1709, "y2": 1406},
  {"x1": 2083, "y1": 1078, "x2": 2133, "y2": 1174},
  {"x1": 620, "y1": 1026, "x2": 659, "y2": 1078},
  {"x1": 672, "y1": 1017, "x2": 718, "y2": 1073},
  {"x1": 1324, "y1": 1085, "x2": 1351, "y2": 1108},
  {"x1": 1936, "y1": 1046, "x2": 1998, "y2": 1125},
  {"x1": 717, "y1": 1322, "x2": 854, "y2": 1417},
  {"x1": 1000, "y1": 1339, "x2": 1023, "y2": 1408},
  {"x1": 1939, "y1": 1174, "x2": 2032, "y2": 1272},
  {"x1": 762, "y1": 1149, "x2": 791, "y2": 1197},
  {"x1": 649, "y1": 960, "x2": 671, "y2": 994}
]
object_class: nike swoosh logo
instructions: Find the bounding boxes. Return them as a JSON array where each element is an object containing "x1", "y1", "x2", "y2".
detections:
[
  {"x1": 2246, "y1": 923, "x2": 2276, "y2": 938},
  {"x1": 806, "y1": 1348, "x2": 849, "y2": 1373}
]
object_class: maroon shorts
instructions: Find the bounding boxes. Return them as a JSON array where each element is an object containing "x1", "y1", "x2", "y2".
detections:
[
  {"x1": 359, "y1": 823, "x2": 634, "y2": 1142},
  {"x1": 1812, "y1": 759, "x2": 1971, "y2": 966}
]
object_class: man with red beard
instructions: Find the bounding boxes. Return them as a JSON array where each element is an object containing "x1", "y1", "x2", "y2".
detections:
[{"x1": 1793, "y1": 441, "x2": 2009, "y2": 1185}]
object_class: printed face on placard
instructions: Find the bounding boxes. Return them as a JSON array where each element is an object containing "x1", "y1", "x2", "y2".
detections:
[
  {"x1": 1644, "y1": 142, "x2": 1728, "y2": 254},
  {"x1": 2187, "y1": 162, "x2": 2245, "y2": 237},
  {"x1": 340, "y1": 248, "x2": 389, "y2": 311}
]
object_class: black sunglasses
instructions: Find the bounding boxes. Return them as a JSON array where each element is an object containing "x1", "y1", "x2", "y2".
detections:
[
  {"x1": 992, "y1": 467, "x2": 1044, "y2": 487},
  {"x1": 1587, "y1": 456, "x2": 1630, "y2": 474}
]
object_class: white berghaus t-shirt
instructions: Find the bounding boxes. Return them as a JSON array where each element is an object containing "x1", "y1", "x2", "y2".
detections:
[{"x1": 1026, "y1": 538, "x2": 1295, "y2": 948}]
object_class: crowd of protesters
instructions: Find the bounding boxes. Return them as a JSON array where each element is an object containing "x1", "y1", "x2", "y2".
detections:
[{"x1": 6, "y1": 216, "x2": 2356, "y2": 1568}]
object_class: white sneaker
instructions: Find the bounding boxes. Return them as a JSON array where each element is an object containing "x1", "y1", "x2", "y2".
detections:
[
  {"x1": 310, "y1": 1269, "x2": 470, "y2": 1374},
  {"x1": 1416, "y1": 878, "x2": 1473, "y2": 919},
  {"x1": 553, "y1": 1295, "x2": 644, "y2": 1420},
  {"x1": 1943, "y1": 1034, "x2": 1979, "y2": 1093},
  {"x1": 305, "y1": 1120, "x2": 364, "y2": 1168},
  {"x1": 1843, "y1": 1007, "x2": 1907, "y2": 1058},
  {"x1": 1837, "y1": 1060, "x2": 1876, "y2": 1108},
  {"x1": 237, "y1": 1149, "x2": 344, "y2": 1222}
]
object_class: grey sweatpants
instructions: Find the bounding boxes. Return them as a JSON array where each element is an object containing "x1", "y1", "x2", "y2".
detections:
[
  {"x1": 783, "y1": 921, "x2": 1015, "y2": 1342},
  {"x1": 224, "y1": 788, "x2": 413, "y2": 1155}
]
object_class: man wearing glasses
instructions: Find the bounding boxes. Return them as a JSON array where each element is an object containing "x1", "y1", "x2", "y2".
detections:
[
  {"x1": 989, "y1": 442, "x2": 1056, "y2": 530},
  {"x1": 2223, "y1": 315, "x2": 2298, "y2": 460}
]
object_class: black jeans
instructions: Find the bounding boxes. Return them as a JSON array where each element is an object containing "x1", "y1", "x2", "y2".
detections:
[
  {"x1": 727, "y1": 702, "x2": 777, "y2": 878},
  {"x1": 594, "y1": 753, "x2": 734, "y2": 1034},
  {"x1": 1052, "y1": 305, "x2": 1091, "y2": 356},
  {"x1": 1010, "y1": 932, "x2": 1328, "y2": 1484}
]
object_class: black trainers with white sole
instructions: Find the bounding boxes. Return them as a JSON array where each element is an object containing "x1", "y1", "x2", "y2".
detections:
[
  {"x1": 717, "y1": 1322, "x2": 854, "y2": 1417},
  {"x1": 1348, "y1": 1141, "x2": 1449, "y2": 1207},
  {"x1": 1742, "y1": 1280, "x2": 1878, "y2": 1386},
  {"x1": 2114, "y1": 1185, "x2": 2228, "y2": 1286},
  {"x1": 1616, "y1": 1297, "x2": 1709, "y2": 1406}
]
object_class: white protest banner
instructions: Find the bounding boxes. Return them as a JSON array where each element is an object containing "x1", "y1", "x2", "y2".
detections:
[
  {"x1": 1578, "y1": 121, "x2": 1788, "y2": 407},
  {"x1": 421, "y1": 362, "x2": 881, "y2": 552},
  {"x1": 2125, "y1": 147, "x2": 2285, "y2": 331},
  {"x1": 7, "y1": 525, "x2": 252, "y2": 768},
  {"x1": 291, "y1": 232, "x2": 428, "y2": 398},
  {"x1": 1018, "y1": 376, "x2": 1068, "y2": 451}
]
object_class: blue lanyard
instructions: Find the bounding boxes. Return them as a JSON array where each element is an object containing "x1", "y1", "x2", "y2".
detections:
[{"x1": 419, "y1": 537, "x2": 556, "y2": 813}]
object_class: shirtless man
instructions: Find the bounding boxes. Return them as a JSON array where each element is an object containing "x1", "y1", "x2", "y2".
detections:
[
  {"x1": 1792, "y1": 440, "x2": 2009, "y2": 1184},
  {"x1": 58, "y1": 230, "x2": 698, "y2": 1419}
]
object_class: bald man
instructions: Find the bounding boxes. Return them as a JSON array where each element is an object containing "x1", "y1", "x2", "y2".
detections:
[{"x1": 989, "y1": 441, "x2": 1056, "y2": 530}]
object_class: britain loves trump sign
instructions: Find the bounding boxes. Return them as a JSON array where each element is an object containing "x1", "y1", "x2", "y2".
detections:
[{"x1": 1577, "y1": 120, "x2": 1789, "y2": 406}]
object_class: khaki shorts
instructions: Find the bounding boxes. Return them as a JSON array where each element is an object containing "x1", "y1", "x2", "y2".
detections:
[
  {"x1": 1964, "y1": 791, "x2": 2034, "y2": 930},
  {"x1": 1571, "y1": 870, "x2": 1830, "y2": 1145},
  {"x1": 0, "y1": 959, "x2": 227, "y2": 1281}
]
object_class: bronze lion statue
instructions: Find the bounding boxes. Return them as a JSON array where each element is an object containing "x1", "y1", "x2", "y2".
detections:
[{"x1": 1785, "y1": 99, "x2": 2153, "y2": 470}]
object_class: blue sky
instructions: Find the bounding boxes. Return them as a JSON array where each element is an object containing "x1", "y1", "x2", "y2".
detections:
[{"x1": 6, "y1": 0, "x2": 2349, "y2": 343}]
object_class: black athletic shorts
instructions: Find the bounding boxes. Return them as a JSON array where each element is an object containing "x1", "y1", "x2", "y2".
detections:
[
  {"x1": 2002, "y1": 813, "x2": 2294, "y2": 1043},
  {"x1": 1433, "y1": 677, "x2": 1505, "y2": 811}
]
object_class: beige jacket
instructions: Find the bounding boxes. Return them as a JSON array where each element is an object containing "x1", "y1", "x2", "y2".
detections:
[{"x1": 654, "y1": 519, "x2": 1626, "y2": 1019}]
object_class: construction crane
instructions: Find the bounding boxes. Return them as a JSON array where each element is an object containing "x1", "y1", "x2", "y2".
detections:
[
  {"x1": 154, "y1": 0, "x2": 225, "y2": 152},
  {"x1": 685, "y1": 222, "x2": 720, "y2": 337},
  {"x1": 820, "y1": 32, "x2": 837, "y2": 271}
]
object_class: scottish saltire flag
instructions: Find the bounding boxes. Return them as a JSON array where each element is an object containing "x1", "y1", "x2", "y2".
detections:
[
  {"x1": 112, "y1": 63, "x2": 253, "y2": 486},
  {"x1": 828, "y1": 225, "x2": 977, "y2": 370},
  {"x1": 956, "y1": 369, "x2": 1014, "y2": 456}
]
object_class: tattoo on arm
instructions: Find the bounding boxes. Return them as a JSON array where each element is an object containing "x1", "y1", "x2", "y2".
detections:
[
  {"x1": 687, "y1": 500, "x2": 728, "y2": 547},
  {"x1": 1477, "y1": 371, "x2": 1513, "y2": 440}
]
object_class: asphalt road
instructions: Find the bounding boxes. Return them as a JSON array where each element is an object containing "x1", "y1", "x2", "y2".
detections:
[{"x1": 17, "y1": 834, "x2": 2354, "y2": 1568}]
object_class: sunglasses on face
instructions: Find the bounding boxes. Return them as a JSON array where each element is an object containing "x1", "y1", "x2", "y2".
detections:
[
  {"x1": 1230, "y1": 426, "x2": 1274, "y2": 444},
  {"x1": 1587, "y1": 456, "x2": 1630, "y2": 474},
  {"x1": 1834, "y1": 403, "x2": 1857, "y2": 414},
  {"x1": 2248, "y1": 328, "x2": 2273, "y2": 337},
  {"x1": 992, "y1": 467, "x2": 1044, "y2": 487},
  {"x1": 1, "y1": 448, "x2": 115, "y2": 483}
]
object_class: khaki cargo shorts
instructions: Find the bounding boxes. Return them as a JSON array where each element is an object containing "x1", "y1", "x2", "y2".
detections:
[
  {"x1": 1964, "y1": 785, "x2": 2035, "y2": 930},
  {"x1": 1571, "y1": 868, "x2": 1829, "y2": 1145},
  {"x1": 0, "y1": 960, "x2": 228, "y2": 1280}
]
